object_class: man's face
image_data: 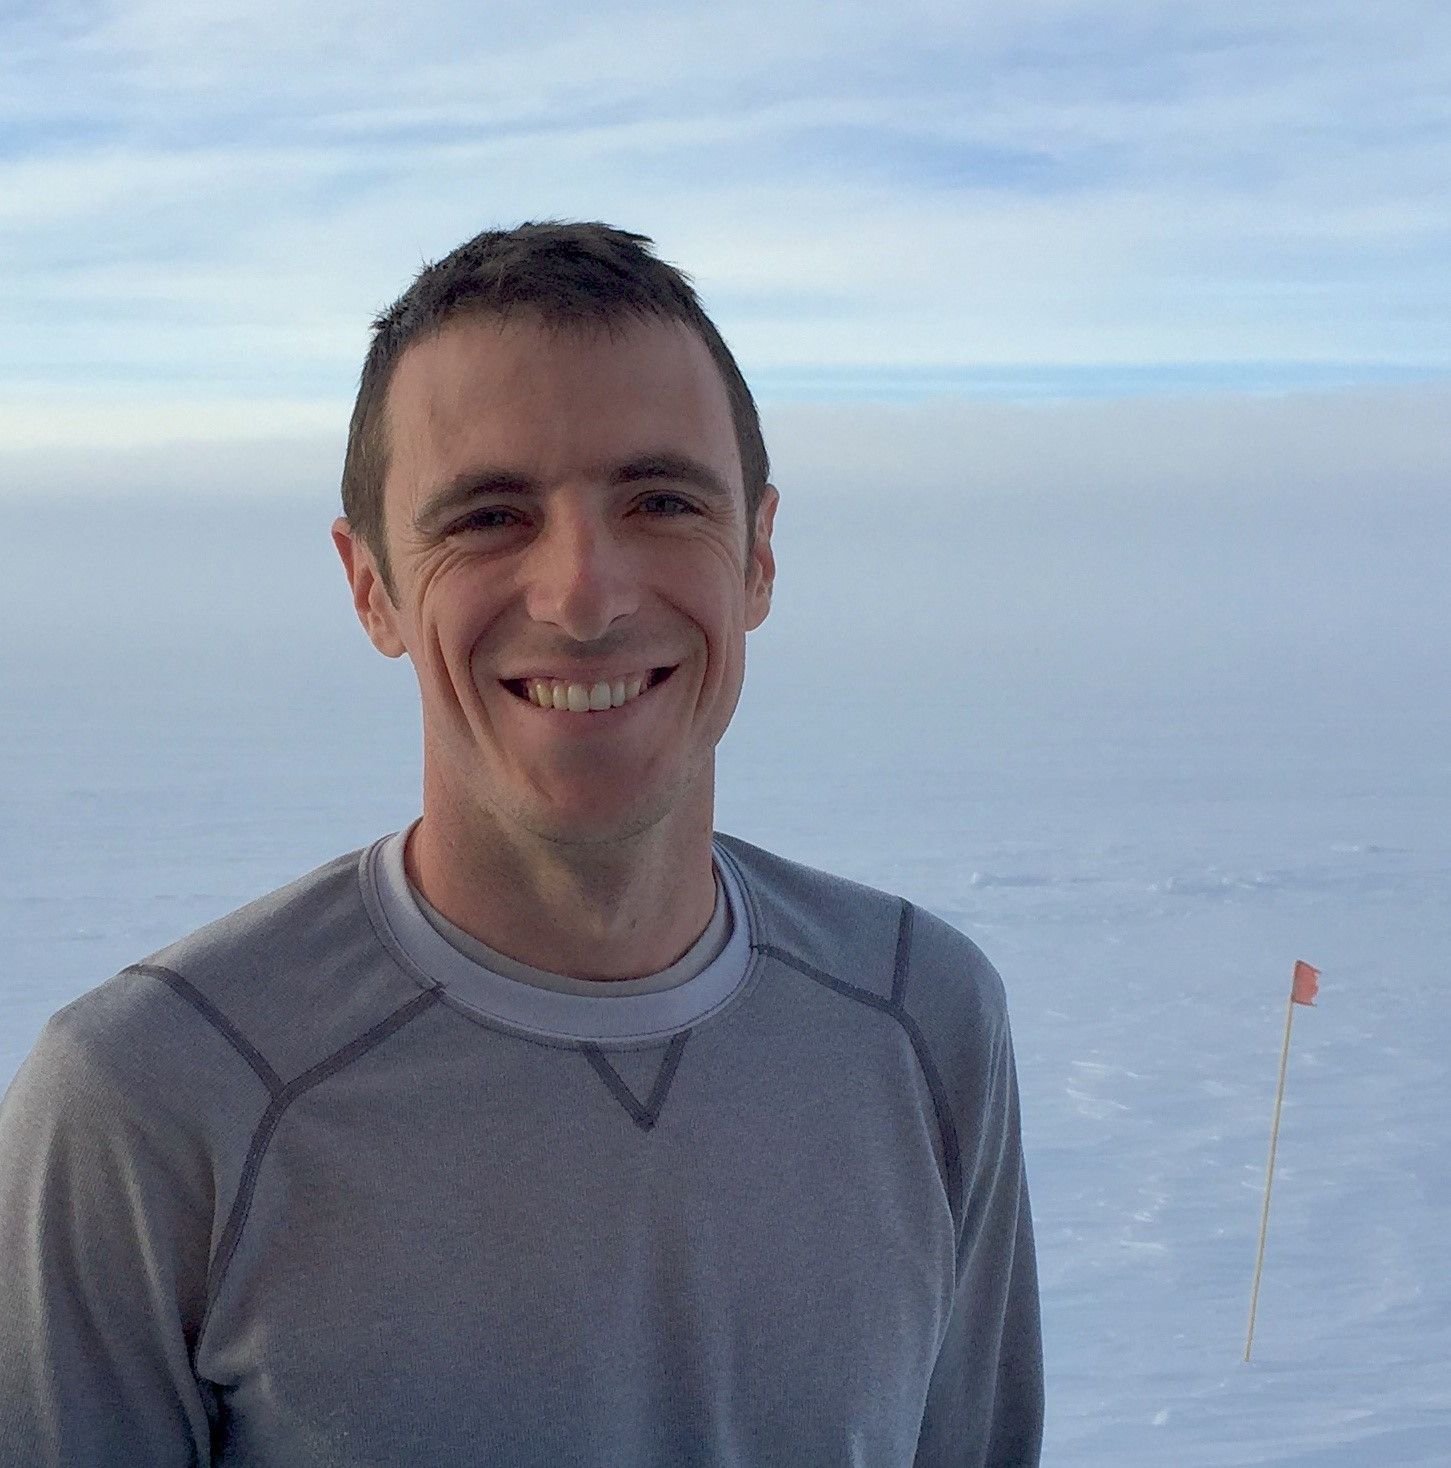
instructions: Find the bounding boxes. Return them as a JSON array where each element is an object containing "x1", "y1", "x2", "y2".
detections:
[{"x1": 333, "y1": 311, "x2": 777, "y2": 848}]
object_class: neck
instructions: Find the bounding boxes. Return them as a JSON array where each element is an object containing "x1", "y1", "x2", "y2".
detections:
[{"x1": 404, "y1": 779, "x2": 718, "y2": 983}]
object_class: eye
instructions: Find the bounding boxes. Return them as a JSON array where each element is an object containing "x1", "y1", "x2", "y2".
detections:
[
  {"x1": 449, "y1": 494, "x2": 698, "y2": 534},
  {"x1": 639, "y1": 492, "x2": 699, "y2": 515},
  {"x1": 453, "y1": 507, "x2": 518, "y2": 532}
]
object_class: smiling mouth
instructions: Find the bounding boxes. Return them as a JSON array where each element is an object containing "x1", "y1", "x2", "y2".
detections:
[{"x1": 500, "y1": 665, "x2": 677, "y2": 706}]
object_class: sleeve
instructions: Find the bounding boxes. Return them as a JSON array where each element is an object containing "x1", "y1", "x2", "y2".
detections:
[
  {"x1": 0, "y1": 1011, "x2": 219, "y2": 1466},
  {"x1": 913, "y1": 1017, "x2": 1044, "y2": 1467}
]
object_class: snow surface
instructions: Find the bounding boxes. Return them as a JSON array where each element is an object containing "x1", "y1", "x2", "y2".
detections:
[{"x1": 3, "y1": 490, "x2": 1448, "y2": 1464}]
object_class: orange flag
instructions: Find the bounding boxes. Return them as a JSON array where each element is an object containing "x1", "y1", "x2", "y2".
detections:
[{"x1": 1291, "y1": 960, "x2": 1320, "y2": 1006}]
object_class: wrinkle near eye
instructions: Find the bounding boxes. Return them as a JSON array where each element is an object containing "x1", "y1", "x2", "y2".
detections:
[{"x1": 399, "y1": 512, "x2": 743, "y2": 608}]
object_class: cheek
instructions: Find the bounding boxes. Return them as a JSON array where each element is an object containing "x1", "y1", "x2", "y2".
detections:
[
  {"x1": 410, "y1": 575, "x2": 494, "y2": 695},
  {"x1": 693, "y1": 593, "x2": 750, "y2": 687},
  {"x1": 466, "y1": 640, "x2": 499, "y2": 699}
]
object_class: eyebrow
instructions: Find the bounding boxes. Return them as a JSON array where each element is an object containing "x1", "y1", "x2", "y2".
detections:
[{"x1": 413, "y1": 451, "x2": 738, "y2": 537}]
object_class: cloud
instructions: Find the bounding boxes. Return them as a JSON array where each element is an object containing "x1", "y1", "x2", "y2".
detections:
[
  {"x1": 6, "y1": 378, "x2": 1446, "y2": 496},
  {"x1": 1, "y1": 0, "x2": 1448, "y2": 405},
  {"x1": 5, "y1": 385, "x2": 1444, "y2": 740},
  {"x1": 752, "y1": 385, "x2": 1450, "y2": 715},
  {"x1": 762, "y1": 384, "x2": 1451, "y2": 513}
]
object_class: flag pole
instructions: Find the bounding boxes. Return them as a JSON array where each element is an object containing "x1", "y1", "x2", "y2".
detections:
[
  {"x1": 1244, "y1": 990, "x2": 1296, "y2": 1363},
  {"x1": 1244, "y1": 959, "x2": 1319, "y2": 1363}
]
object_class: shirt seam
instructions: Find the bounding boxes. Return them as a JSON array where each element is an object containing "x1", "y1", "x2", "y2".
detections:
[
  {"x1": 126, "y1": 964, "x2": 448, "y2": 1355},
  {"x1": 752, "y1": 899, "x2": 965, "y2": 1257}
]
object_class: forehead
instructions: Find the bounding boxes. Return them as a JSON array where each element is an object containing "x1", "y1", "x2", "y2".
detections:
[{"x1": 382, "y1": 312, "x2": 742, "y2": 515}]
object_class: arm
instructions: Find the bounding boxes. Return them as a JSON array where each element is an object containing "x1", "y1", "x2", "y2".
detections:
[
  {"x1": 914, "y1": 1021, "x2": 1044, "y2": 1467},
  {"x1": 0, "y1": 1011, "x2": 218, "y2": 1465}
]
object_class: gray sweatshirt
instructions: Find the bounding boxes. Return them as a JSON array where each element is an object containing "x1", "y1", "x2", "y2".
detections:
[{"x1": 0, "y1": 826, "x2": 1042, "y2": 1466}]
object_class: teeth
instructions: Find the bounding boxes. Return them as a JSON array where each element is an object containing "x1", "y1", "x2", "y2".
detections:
[{"x1": 526, "y1": 674, "x2": 648, "y2": 711}]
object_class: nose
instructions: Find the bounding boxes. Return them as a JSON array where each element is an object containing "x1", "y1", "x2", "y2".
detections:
[{"x1": 521, "y1": 504, "x2": 642, "y2": 642}]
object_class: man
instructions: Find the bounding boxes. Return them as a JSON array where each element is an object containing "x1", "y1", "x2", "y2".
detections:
[{"x1": 0, "y1": 220, "x2": 1043, "y2": 1465}]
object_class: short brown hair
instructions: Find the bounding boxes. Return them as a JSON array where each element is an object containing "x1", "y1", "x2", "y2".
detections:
[{"x1": 340, "y1": 220, "x2": 770, "y2": 602}]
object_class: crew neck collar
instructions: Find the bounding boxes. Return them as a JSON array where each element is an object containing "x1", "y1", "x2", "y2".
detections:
[{"x1": 360, "y1": 823, "x2": 759, "y2": 1043}]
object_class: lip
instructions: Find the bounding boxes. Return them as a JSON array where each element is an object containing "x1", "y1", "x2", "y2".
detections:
[
  {"x1": 502, "y1": 664, "x2": 678, "y2": 684},
  {"x1": 498, "y1": 664, "x2": 678, "y2": 730}
]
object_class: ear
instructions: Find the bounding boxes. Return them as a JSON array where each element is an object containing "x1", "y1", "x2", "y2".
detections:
[
  {"x1": 744, "y1": 483, "x2": 778, "y2": 633},
  {"x1": 331, "y1": 517, "x2": 407, "y2": 658}
]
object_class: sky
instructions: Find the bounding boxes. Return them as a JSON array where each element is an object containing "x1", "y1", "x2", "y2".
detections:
[
  {"x1": 3, "y1": 0, "x2": 1448, "y2": 735},
  {"x1": 3, "y1": 1, "x2": 1450, "y2": 440}
]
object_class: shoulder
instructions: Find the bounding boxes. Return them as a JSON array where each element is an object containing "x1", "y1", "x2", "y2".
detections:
[
  {"x1": 1, "y1": 964, "x2": 266, "y2": 1228},
  {"x1": 136, "y1": 843, "x2": 368, "y2": 984},
  {"x1": 125, "y1": 840, "x2": 428, "y2": 1080},
  {"x1": 14, "y1": 844, "x2": 359, "y2": 1102},
  {"x1": 714, "y1": 830, "x2": 1007, "y2": 1031},
  {"x1": 12, "y1": 840, "x2": 416, "y2": 1131}
]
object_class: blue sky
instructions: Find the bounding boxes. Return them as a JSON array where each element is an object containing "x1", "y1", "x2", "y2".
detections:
[{"x1": 2, "y1": 0, "x2": 1449, "y2": 486}]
